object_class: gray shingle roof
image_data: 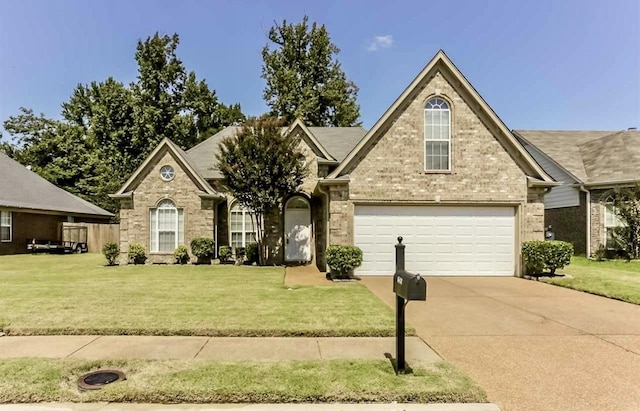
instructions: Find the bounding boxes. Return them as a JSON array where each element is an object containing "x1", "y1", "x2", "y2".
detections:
[
  {"x1": 515, "y1": 130, "x2": 640, "y2": 184},
  {"x1": 186, "y1": 125, "x2": 367, "y2": 179},
  {"x1": 308, "y1": 127, "x2": 367, "y2": 161},
  {"x1": 0, "y1": 152, "x2": 113, "y2": 217}
]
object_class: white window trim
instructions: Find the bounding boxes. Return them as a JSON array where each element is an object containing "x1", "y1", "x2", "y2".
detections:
[
  {"x1": 150, "y1": 200, "x2": 183, "y2": 253},
  {"x1": 424, "y1": 97, "x2": 451, "y2": 172},
  {"x1": 1, "y1": 211, "x2": 12, "y2": 243},
  {"x1": 604, "y1": 203, "x2": 624, "y2": 249},
  {"x1": 229, "y1": 203, "x2": 257, "y2": 251}
]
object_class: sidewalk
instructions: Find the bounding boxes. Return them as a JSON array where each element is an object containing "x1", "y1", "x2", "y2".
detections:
[
  {"x1": 0, "y1": 403, "x2": 501, "y2": 411},
  {"x1": 0, "y1": 335, "x2": 440, "y2": 364}
]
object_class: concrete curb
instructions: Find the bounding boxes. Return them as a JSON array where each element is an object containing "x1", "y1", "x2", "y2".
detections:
[{"x1": 0, "y1": 403, "x2": 501, "y2": 411}]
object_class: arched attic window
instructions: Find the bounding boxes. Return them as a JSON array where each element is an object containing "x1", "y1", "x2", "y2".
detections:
[
  {"x1": 150, "y1": 199, "x2": 184, "y2": 252},
  {"x1": 424, "y1": 97, "x2": 451, "y2": 171}
]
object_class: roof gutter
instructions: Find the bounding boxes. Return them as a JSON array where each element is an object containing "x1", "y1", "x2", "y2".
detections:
[
  {"x1": 527, "y1": 176, "x2": 562, "y2": 188},
  {"x1": 317, "y1": 176, "x2": 351, "y2": 186},
  {"x1": 576, "y1": 178, "x2": 640, "y2": 189}
]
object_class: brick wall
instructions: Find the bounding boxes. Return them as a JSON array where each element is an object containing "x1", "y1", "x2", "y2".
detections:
[
  {"x1": 326, "y1": 70, "x2": 533, "y2": 247},
  {"x1": 545, "y1": 191, "x2": 587, "y2": 255},
  {"x1": 118, "y1": 150, "x2": 215, "y2": 264}
]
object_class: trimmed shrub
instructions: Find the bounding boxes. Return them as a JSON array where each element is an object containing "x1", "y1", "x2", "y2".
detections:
[
  {"x1": 218, "y1": 245, "x2": 232, "y2": 263},
  {"x1": 522, "y1": 240, "x2": 574, "y2": 275},
  {"x1": 326, "y1": 245, "x2": 363, "y2": 279},
  {"x1": 102, "y1": 242, "x2": 120, "y2": 266},
  {"x1": 128, "y1": 242, "x2": 147, "y2": 265},
  {"x1": 174, "y1": 245, "x2": 190, "y2": 264},
  {"x1": 190, "y1": 237, "x2": 215, "y2": 264},
  {"x1": 245, "y1": 243, "x2": 259, "y2": 265}
]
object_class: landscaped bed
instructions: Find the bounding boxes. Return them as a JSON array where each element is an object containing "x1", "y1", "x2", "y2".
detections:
[
  {"x1": 0, "y1": 253, "x2": 398, "y2": 336},
  {"x1": 0, "y1": 358, "x2": 486, "y2": 404},
  {"x1": 545, "y1": 256, "x2": 640, "y2": 305}
]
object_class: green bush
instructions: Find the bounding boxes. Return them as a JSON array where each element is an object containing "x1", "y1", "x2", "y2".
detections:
[
  {"x1": 218, "y1": 245, "x2": 232, "y2": 263},
  {"x1": 128, "y1": 242, "x2": 147, "y2": 265},
  {"x1": 326, "y1": 245, "x2": 363, "y2": 278},
  {"x1": 190, "y1": 237, "x2": 215, "y2": 264},
  {"x1": 174, "y1": 245, "x2": 190, "y2": 264},
  {"x1": 245, "y1": 242, "x2": 259, "y2": 264},
  {"x1": 102, "y1": 242, "x2": 120, "y2": 266},
  {"x1": 522, "y1": 240, "x2": 574, "y2": 275}
]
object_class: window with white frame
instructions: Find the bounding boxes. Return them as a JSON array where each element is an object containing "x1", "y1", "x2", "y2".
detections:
[
  {"x1": 1, "y1": 211, "x2": 11, "y2": 242},
  {"x1": 604, "y1": 204, "x2": 624, "y2": 249},
  {"x1": 150, "y1": 199, "x2": 184, "y2": 252},
  {"x1": 424, "y1": 97, "x2": 451, "y2": 171},
  {"x1": 230, "y1": 202, "x2": 256, "y2": 251}
]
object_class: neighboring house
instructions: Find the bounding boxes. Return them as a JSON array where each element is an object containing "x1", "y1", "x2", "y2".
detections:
[
  {"x1": 515, "y1": 129, "x2": 640, "y2": 256},
  {"x1": 112, "y1": 50, "x2": 555, "y2": 276},
  {"x1": 0, "y1": 152, "x2": 114, "y2": 255}
]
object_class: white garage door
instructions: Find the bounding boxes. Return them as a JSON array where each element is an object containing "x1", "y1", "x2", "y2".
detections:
[{"x1": 354, "y1": 205, "x2": 515, "y2": 276}]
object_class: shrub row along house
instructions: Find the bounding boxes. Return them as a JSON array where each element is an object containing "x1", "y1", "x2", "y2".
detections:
[
  {"x1": 112, "y1": 50, "x2": 565, "y2": 276},
  {"x1": 0, "y1": 152, "x2": 113, "y2": 254}
]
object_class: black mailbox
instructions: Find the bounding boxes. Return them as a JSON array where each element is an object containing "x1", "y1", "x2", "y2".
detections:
[{"x1": 394, "y1": 270, "x2": 426, "y2": 301}]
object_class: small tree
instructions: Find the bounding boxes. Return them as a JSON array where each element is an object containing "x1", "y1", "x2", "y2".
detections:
[
  {"x1": 608, "y1": 185, "x2": 640, "y2": 259},
  {"x1": 216, "y1": 117, "x2": 309, "y2": 264}
]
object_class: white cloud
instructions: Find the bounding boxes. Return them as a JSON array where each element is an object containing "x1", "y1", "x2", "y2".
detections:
[{"x1": 367, "y1": 35, "x2": 393, "y2": 52}]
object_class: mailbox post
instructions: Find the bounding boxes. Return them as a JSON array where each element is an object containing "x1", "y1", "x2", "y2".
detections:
[{"x1": 393, "y1": 236, "x2": 426, "y2": 374}]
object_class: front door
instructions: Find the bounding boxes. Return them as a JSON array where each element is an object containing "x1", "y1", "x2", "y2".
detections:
[{"x1": 284, "y1": 197, "x2": 311, "y2": 262}]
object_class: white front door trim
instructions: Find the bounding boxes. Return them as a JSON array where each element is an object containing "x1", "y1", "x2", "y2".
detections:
[{"x1": 284, "y1": 196, "x2": 312, "y2": 262}]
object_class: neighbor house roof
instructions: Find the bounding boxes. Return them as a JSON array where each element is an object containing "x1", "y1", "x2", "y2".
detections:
[
  {"x1": 514, "y1": 130, "x2": 640, "y2": 185},
  {"x1": 0, "y1": 152, "x2": 113, "y2": 217},
  {"x1": 327, "y1": 50, "x2": 555, "y2": 184},
  {"x1": 186, "y1": 124, "x2": 367, "y2": 179}
]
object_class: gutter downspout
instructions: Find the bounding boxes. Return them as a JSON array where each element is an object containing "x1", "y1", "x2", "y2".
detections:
[
  {"x1": 317, "y1": 182, "x2": 331, "y2": 272},
  {"x1": 579, "y1": 186, "x2": 591, "y2": 257}
]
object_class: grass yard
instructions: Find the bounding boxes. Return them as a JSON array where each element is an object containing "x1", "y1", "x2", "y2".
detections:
[
  {"x1": 545, "y1": 256, "x2": 640, "y2": 304},
  {"x1": 0, "y1": 253, "x2": 397, "y2": 336},
  {"x1": 0, "y1": 358, "x2": 486, "y2": 404}
]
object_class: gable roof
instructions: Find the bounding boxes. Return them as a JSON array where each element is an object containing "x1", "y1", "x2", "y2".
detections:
[
  {"x1": 113, "y1": 138, "x2": 221, "y2": 197},
  {"x1": 186, "y1": 123, "x2": 367, "y2": 179},
  {"x1": 515, "y1": 129, "x2": 640, "y2": 185},
  {"x1": 309, "y1": 127, "x2": 367, "y2": 162},
  {"x1": 327, "y1": 50, "x2": 554, "y2": 184},
  {"x1": 0, "y1": 152, "x2": 113, "y2": 217}
]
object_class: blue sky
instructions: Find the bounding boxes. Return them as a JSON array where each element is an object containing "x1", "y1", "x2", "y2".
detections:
[{"x1": 0, "y1": 0, "x2": 638, "y2": 137}]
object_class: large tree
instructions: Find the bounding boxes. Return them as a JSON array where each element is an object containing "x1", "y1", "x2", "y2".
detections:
[
  {"x1": 608, "y1": 185, "x2": 640, "y2": 259},
  {"x1": 216, "y1": 117, "x2": 309, "y2": 264},
  {"x1": 261, "y1": 16, "x2": 360, "y2": 126},
  {"x1": 1, "y1": 32, "x2": 244, "y2": 214}
]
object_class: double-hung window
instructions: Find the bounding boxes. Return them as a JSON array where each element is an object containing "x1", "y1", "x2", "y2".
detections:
[
  {"x1": 424, "y1": 97, "x2": 451, "y2": 171},
  {"x1": 604, "y1": 204, "x2": 624, "y2": 249},
  {"x1": 150, "y1": 200, "x2": 184, "y2": 252},
  {"x1": 1, "y1": 211, "x2": 11, "y2": 242},
  {"x1": 230, "y1": 203, "x2": 256, "y2": 252}
]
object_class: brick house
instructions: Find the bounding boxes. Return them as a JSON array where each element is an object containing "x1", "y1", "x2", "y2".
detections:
[
  {"x1": 0, "y1": 152, "x2": 113, "y2": 255},
  {"x1": 112, "y1": 50, "x2": 555, "y2": 276},
  {"x1": 515, "y1": 129, "x2": 640, "y2": 256}
]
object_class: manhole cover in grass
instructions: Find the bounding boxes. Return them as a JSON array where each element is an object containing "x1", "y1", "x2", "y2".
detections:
[{"x1": 77, "y1": 370, "x2": 126, "y2": 391}]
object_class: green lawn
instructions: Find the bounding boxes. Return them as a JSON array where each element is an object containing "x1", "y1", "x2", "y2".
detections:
[
  {"x1": 0, "y1": 358, "x2": 486, "y2": 404},
  {"x1": 545, "y1": 256, "x2": 640, "y2": 304},
  {"x1": 0, "y1": 253, "x2": 397, "y2": 336}
]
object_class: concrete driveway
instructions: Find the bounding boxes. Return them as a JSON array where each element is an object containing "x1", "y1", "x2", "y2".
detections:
[{"x1": 362, "y1": 276, "x2": 640, "y2": 411}]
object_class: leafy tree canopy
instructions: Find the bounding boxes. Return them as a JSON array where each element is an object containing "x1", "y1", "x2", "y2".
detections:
[
  {"x1": 216, "y1": 117, "x2": 309, "y2": 263},
  {"x1": 262, "y1": 16, "x2": 360, "y2": 127},
  {"x1": 1, "y1": 33, "x2": 244, "y2": 214}
]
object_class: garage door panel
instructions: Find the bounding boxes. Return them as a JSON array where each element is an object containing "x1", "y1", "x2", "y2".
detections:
[{"x1": 354, "y1": 206, "x2": 515, "y2": 276}]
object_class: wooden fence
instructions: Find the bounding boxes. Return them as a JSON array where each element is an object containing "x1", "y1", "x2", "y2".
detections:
[{"x1": 61, "y1": 222, "x2": 119, "y2": 253}]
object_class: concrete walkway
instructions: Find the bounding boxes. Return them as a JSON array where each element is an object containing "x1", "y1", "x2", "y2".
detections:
[
  {"x1": 362, "y1": 276, "x2": 640, "y2": 411},
  {"x1": 0, "y1": 336, "x2": 440, "y2": 364}
]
